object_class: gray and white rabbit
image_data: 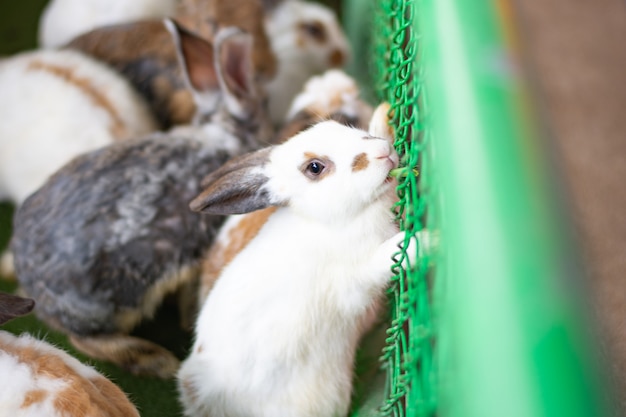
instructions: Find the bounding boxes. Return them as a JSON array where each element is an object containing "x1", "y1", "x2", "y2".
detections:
[
  {"x1": 177, "y1": 104, "x2": 415, "y2": 417},
  {"x1": 0, "y1": 292, "x2": 141, "y2": 417},
  {"x1": 10, "y1": 19, "x2": 271, "y2": 379}
]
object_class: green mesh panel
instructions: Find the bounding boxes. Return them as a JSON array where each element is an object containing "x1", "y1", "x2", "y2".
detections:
[{"x1": 372, "y1": 1, "x2": 437, "y2": 417}]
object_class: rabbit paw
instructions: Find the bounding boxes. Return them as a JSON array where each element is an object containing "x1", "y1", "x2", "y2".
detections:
[{"x1": 70, "y1": 334, "x2": 180, "y2": 379}]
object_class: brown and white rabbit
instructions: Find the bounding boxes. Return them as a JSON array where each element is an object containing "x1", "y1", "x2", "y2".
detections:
[
  {"x1": 263, "y1": 0, "x2": 352, "y2": 125},
  {"x1": 62, "y1": 0, "x2": 350, "y2": 128},
  {"x1": 0, "y1": 292, "x2": 140, "y2": 417},
  {"x1": 10, "y1": 20, "x2": 271, "y2": 379},
  {"x1": 65, "y1": 0, "x2": 276, "y2": 129},
  {"x1": 0, "y1": 48, "x2": 158, "y2": 205},
  {"x1": 38, "y1": 0, "x2": 178, "y2": 48},
  {"x1": 198, "y1": 69, "x2": 375, "y2": 302},
  {"x1": 177, "y1": 105, "x2": 415, "y2": 417}
]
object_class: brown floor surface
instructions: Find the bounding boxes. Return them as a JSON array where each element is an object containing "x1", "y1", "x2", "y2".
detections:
[{"x1": 514, "y1": 0, "x2": 626, "y2": 413}]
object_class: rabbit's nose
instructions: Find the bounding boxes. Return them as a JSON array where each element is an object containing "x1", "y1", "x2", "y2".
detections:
[
  {"x1": 376, "y1": 151, "x2": 399, "y2": 168},
  {"x1": 329, "y1": 48, "x2": 345, "y2": 67},
  {"x1": 374, "y1": 144, "x2": 399, "y2": 168}
]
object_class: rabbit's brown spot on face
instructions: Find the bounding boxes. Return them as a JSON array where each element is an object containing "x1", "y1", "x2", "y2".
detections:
[
  {"x1": 351, "y1": 153, "x2": 370, "y2": 172},
  {"x1": 26, "y1": 60, "x2": 128, "y2": 140},
  {"x1": 298, "y1": 20, "x2": 327, "y2": 45},
  {"x1": 300, "y1": 154, "x2": 334, "y2": 181},
  {"x1": 21, "y1": 389, "x2": 48, "y2": 408}
]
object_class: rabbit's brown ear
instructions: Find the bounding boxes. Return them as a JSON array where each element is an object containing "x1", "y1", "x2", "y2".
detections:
[
  {"x1": 213, "y1": 27, "x2": 258, "y2": 119},
  {"x1": 191, "y1": 147, "x2": 282, "y2": 215},
  {"x1": 0, "y1": 292, "x2": 35, "y2": 325},
  {"x1": 165, "y1": 18, "x2": 219, "y2": 94}
]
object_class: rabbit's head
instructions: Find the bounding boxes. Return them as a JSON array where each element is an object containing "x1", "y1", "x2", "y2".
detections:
[
  {"x1": 191, "y1": 114, "x2": 398, "y2": 224},
  {"x1": 265, "y1": 1, "x2": 351, "y2": 71},
  {"x1": 165, "y1": 19, "x2": 273, "y2": 147},
  {"x1": 0, "y1": 293, "x2": 35, "y2": 326}
]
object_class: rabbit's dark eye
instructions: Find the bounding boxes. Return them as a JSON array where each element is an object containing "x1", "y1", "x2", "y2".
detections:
[
  {"x1": 300, "y1": 157, "x2": 333, "y2": 180},
  {"x1": 299, "y1": 20, "x2": 327, "y2": 43},
  {"x1": 307, "y1": 161, "x2": 324, "y2": 175}
]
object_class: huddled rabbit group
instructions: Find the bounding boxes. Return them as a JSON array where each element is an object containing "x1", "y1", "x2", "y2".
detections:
[{"x1": 0, "y1": 1, "x2": 416, "y2": 416}]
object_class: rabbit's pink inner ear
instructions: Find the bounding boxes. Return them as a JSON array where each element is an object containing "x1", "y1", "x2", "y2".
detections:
[
  {"x1": 218, "y1": 33, "x2": 254, "y2": 99},
  {"x1": 173, "y1": 22, "x2": 219, "y2": 92}
]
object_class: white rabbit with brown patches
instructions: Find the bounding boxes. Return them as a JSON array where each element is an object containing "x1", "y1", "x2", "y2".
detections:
[
  {"x1": 39, "y1": 0, "x2": 178, "y2": 48},
  {"x1": 198, "y1": 69, "x2": 375, "y2": 302},
  {"x1": 178, "y1": 105, "x2": 414, "y2": 417},
  {"x1": 264, "y1": 0, "x2": 352, "y2": 125},
  {"x1": 44, "y1": 0, "x2": 349, "y2": 127},
  {"x1": 0, "y1": 49, "x2": 158, "y2": 205},
  {"x1": 0, "y1": 292, "x2": 140, "y2": 417}
]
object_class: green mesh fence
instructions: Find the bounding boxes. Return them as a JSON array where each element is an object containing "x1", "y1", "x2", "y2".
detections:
[
  {"x1": 371, "y1": 2, "x2": 437, "y2": 417},
  {"x1": 345, "y1": 0, "x2": 610, "y2": 416}
]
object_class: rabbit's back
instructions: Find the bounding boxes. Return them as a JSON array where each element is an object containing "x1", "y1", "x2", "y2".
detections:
[
  {"x1": 39, "y1": 0, "x2": 177, "y2": 48},
  {"x1": 0, "y1": 49, "x2": 157, "y2": 204},
  {"x1": 12, "y1": 135, "x2": 232, "y2": 336},
  {"x1": 0, "y1": 331, "x2": 140, "y2": 417}
]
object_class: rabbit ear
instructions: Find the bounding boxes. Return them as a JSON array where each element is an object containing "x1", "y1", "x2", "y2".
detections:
[
  {"x1": 0, "y1": 292, "x2": 35, "y2": 325},
  {"x1": 164, "y1": 18, "x2": 220, "y2": 110},
  {"x1": 213, "y1": 27, "x2": 257, "y2": 119},
  {"x1": 191, "y1": 147, "x2": 281, "y2": 215},
  {"x1": 368, "y1": 102, "x2": 394, "y2": 140}
]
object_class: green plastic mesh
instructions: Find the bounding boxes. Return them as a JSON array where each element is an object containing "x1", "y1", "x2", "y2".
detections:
[{"x1": 372, "y1": 1, "x2": 437, "y2": 416}]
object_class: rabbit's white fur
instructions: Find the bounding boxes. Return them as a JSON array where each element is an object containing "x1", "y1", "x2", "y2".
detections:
[
  {"x1": 0, "y1": 49, "x2": 158, "y2": 204},
  {"x1": 39, "y1": 0, "x2": 177, "y2": 48},
  {"x1": 0, "y1": 331, "x2": 139, "y2": 417},
  {"x1": 178, "y1": 114, "x2": 410, "y2": 417},
  {"x1": 265, "y1": 0, "x2": 352, "y2": 124}
]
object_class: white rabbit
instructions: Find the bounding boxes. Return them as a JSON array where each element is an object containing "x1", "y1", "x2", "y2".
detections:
[
  {"x1": 264, "y1": 0, "x2": 352, "y2": 125},
  {"x1": 0, "y1": 48, "x2": 158, "y2": 205},
  {"x1": 0, "y1": 292, "x2": 140, "y2": 417},
  {"x1": 177, "y1": 104, "x2": 415, "y2": 417},
  {"x1": 38, "y1": 0, "x2": 177, "y2": 48},
  {"x1": 198, "y1": 69, "x2": 375, "y2": 302}
]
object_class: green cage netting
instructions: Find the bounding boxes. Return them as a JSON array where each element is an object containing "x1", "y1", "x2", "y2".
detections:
[{"x1": 373, "y1": 2, "x2": 436, "y2": 417}]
